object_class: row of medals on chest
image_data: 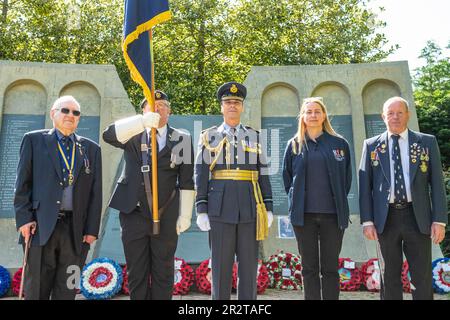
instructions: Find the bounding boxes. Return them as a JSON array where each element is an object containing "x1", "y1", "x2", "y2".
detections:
[{"x1": 371, "y1": 143, "x2": 429, "y2": 173}]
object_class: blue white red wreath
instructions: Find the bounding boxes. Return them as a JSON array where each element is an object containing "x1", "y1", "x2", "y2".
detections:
[
  {"x1": 80, "y1": 257, "x2": 123, "y2": 300},
  {"x1": 432, "y1": 257, "x2": 450, "y2": 294}
]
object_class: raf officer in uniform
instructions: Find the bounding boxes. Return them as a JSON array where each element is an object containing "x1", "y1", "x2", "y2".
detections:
[
  {"x1": 359, "y1": 96, "x2": 448, "y2": 300},
  {"x1": 14, "y1": 95, "x2": 102, "y2": 299},
  {"x1": 195, "y1": 81, "x2": 274, "y2": 300},
  {"x1": 103, "y1": 91, "x2": 195, "y2": 300}
]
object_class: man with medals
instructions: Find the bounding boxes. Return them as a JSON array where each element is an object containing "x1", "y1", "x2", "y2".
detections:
[
  {"x1": 194, "y1": 81, "x2": 274, "y2": 300},
  {"x1": 14, "y1": 95, "x2": 102, "y2": 299},
  {"x1": 359, "y1": 96, "x2": 448, "y2": 299},
  {"x1": 103, "y1": 90, "x2": 195, "y2": 300}
]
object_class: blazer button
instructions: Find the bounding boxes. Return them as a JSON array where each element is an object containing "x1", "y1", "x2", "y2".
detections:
[
  {"x1": 56, "y1": 201, "x2": 61, "y2": 204},
  {"x1": 59, "y1": 182, "x2": 63, "y2": 186}
]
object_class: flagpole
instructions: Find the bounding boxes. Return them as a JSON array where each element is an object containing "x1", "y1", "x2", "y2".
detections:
[{"x1": 149, "y1": 28, "x2": 160, "y2": 235}]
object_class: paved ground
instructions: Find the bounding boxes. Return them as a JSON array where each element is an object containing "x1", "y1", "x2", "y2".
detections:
[{"x1": 3, "y1": 288, "x2": 448, "y2": 300}]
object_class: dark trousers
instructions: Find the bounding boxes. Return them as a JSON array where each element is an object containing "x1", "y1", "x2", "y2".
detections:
[
  {"x1": 119, "y1": 207, "x2": 178, "y2": 300},
  {"x1": 378, "y1": 206, "x2": 433, "y2": 300},
  {"x1": 293, "y1": 213, "x2": 344, "y2": 300},
  {"x1": 24, "y1": 216, "x2": 89, "y2": 300},
  {"x1": 209, "y1": 221, "x2": 258, "y2": 300}
]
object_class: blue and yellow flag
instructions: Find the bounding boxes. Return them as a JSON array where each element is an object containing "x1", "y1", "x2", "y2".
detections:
[{"x1": 123, "y1": 0, "x2": 171, "y2": 106}]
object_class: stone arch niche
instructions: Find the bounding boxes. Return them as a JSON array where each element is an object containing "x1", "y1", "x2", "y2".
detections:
[
  {"x1": 310, "y1": 81, "x2": 351, "y2": 116},
  {"x1": 362, "y1": 79, "x2": 401, "y2": 138},
  {"x1": 261, "y1": 83, "x2": 299, "y2": 117},
  {"x1": 3, "y1": 79, "x2": 47, "y2": 115},
  {"x1": 0, "y1": 80, "x2": 47, "y2": 218},
  {"x1": 59, "y1": 81, "x2": 101, "y2": 142}
]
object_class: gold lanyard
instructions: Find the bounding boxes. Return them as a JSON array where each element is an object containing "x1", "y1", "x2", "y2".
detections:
[{"x1": 57, "y1": 139, "x2": 75, "y2": 185}]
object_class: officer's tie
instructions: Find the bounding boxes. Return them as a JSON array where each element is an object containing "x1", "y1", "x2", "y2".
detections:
[{"x1": 391, "y1": 134, "x2": 407, "y2": 203}]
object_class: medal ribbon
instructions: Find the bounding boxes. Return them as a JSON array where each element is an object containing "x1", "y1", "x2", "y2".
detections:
[{"x1": 57, "y1": 139, "x2": 75, "y2": 185}]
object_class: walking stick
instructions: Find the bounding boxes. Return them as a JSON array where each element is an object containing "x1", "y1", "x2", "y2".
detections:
[
  {"x1": 19, "y1": 225, "x2": 35, "y2": 300},
  {"x1": 375, "y1": 240, "x2": 385, "y2": 298}
]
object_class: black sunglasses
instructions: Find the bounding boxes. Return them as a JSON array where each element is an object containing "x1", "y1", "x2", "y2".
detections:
[{"x1": 58, "y1": 107, "x2": 81, "y2": 117}]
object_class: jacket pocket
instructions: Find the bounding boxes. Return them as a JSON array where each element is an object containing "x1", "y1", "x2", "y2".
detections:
[{"x1": 207, "y1": 185, "x2": 224, "y2": 217}]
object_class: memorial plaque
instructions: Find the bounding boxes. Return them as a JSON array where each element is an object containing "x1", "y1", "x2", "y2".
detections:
[
  {"x1": 365, "y1": 115, "x2": 386, "y2": 138},
  {"x1": 262, "y1": 115, "x2": 359, "y2": 216},
  {"x1": 0, "y1": 114, "x2": 45, "y2": 218},
  {"x1": 76, "y1": 116, "x2": 100, "y2": 143}
]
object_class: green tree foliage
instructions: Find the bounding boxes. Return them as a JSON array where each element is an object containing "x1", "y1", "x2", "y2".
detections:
[
  {"x1": 414, "y1": 40, "x2": 450, "y2": 168},
  {"x1": 1, "y1": 0, "x2": 395, "y2": 113}
]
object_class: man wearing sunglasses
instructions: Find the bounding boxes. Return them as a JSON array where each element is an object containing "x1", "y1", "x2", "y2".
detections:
[{"x1": 14, "y1": 95, "x2": 102, "y2": 299}]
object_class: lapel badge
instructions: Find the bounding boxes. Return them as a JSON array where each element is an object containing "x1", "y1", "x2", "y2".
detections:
[
  {"x1": 412, "y1": 158, "x2": 417, "y2": 164},
  {"x1": 333, "y1": 149, "x2": 344, "y2": 161},
  {"x1": 380, "y1": 143, "x2": 386, "y2": 153}
]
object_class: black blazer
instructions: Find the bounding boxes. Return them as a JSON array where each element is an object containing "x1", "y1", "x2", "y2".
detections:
[
  {"x1": 102, "y1": 124, "x2": 194, "y2": 219},
  {"x1": 14, "y1": 128, "x2": 102, "y2": 254},
  {"x1": 282, "y1": 132, "x2": 352, "y2": 229}
]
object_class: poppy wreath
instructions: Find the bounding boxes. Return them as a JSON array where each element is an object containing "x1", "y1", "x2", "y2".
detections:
[
  {"x1": 80, "y1": 257, "x2": 123, "y2": 300},
  {"x1": 195, "y1": 258, "x2": 213, "y2": 294},
  {"x1": 401, "y1": 260, "x2": 412, "y2": 293},
  {"x1": 173, "y1": 257, "x2": 195, "y2": 295},
  {"x1": 0, "y1": 265, "x2": 11, "y2": 297},
  {"x1": 121, "y1": 264, "x2": 129, "y2": 295},
  {"x1": 265, "y1": 251, "x2": 302, "y2": 290},
  {"x1": 361, "y1": 258, "x2": 381, "y2": 292},
  {"x1": 232, "y1": 260, "x2": 270, "y2": 294},
  {"x1": 338, "y1": 258, "x2": 362, "y2": 291},
  {"x1": 12, "y1": 268, "x2": 23, "y2": 297},
  {"x1": 432, "y1": 258, "x2": 450, "y2": 294}
]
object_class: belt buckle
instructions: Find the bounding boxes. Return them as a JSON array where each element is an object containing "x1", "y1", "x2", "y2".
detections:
[{"x1": 141, "y1": 165, "x2": 150, "y2": 173}]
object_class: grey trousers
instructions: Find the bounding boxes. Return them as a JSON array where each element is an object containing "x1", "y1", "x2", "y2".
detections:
[{"x1": 209, "y1": 221, "x2": 258, "y2": 300}]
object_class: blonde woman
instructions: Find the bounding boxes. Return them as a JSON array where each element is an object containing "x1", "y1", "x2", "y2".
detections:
[{"x1": 282, "y1": 97, "x2": 352, "y2": 300}]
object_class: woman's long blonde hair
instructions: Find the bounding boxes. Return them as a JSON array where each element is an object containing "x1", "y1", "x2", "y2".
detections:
[{"x1": 292, "y1": 97, "x2": 340, "y2": 154}]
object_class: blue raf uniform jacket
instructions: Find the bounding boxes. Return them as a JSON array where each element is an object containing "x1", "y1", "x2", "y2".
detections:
[
  {"x1": 359, "y1": 129, "x2": 448, "y2": 234},
  {"x1": 194, "y1": 123, "x2": 273, "y2": 224},
  {"x1": 282, "y1": 131, "x2": 352, "y2": 229}
]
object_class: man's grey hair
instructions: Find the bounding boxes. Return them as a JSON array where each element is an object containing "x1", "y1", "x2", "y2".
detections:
[
  {"x1": 51, "y1": 95, "x2": 81, "y2": 111},
  {"x1": 382, "y1": 96, "x2": 409, "y2": 113}
]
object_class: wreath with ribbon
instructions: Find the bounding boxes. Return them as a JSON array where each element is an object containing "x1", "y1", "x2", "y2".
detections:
[
  {"x1": 80, "y1": 257, "x2": 123, "y2": 300},
  {"x1": 361, "y1": 258, "x2": 381, "y2": 292},
  {"x1": 195, "y1": 258, "x2": 213, "y2": 294},
  {"x1": 432, "y1": 257, "x2": 450, "y2": 294},
  {"x1": 338, "y1": 258, "x2": 362, "y2": 291},
  {"x1": 173, "y1": 257, "x2": 195, "y2": 295},
  {"x1": 12, "y1": 268, "x2": 23, "y2": 297},
  {"x1": 265, "y1": 251, "x2": 302, "y2": 290},
  {"x1": 0, "y1": 265, "x2": 11, "y2": 297},
  {"x1": 401, "y1": 260, "x2": 412, "y2": 293},
  {"x1": 232, "y1": 260, "x2": 270, "y2": 294}
]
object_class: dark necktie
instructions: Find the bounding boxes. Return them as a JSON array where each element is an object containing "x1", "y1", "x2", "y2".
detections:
[
  {"x1": 391, "y1": 134, "x2": 407, "y2": 204},
  {"x1": 60, "y1": 136, "x2": 72, "y2": 187},
  {"x1": 230, "y1": 127, "x2": 237, "y2": 145}
]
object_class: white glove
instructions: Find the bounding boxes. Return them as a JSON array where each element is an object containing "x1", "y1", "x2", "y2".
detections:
[
  {"x1": 176, "y1": 190, "x2": 195, "y2": 235},
  {"x1": 196, "y1": 213, "x2": 211, "y2": 231},
  {"x1": 268, "y1": 211, "x2": 274, "y2": 228},
  {"x1": 142, "y1": 111, "x2": 160, "y2": 129}
]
